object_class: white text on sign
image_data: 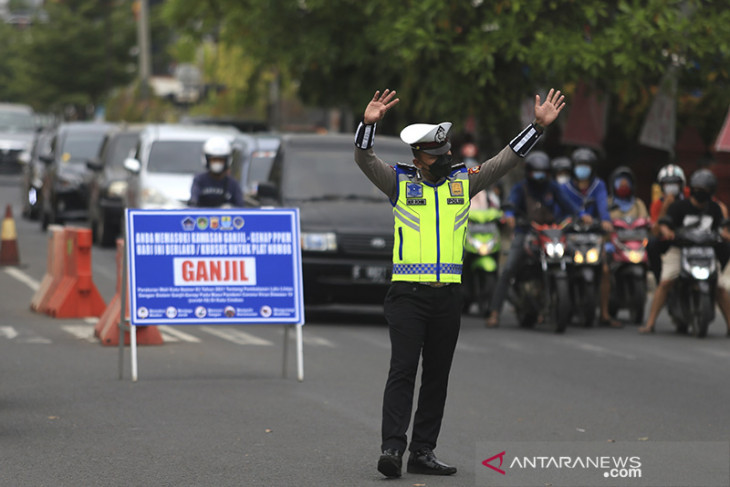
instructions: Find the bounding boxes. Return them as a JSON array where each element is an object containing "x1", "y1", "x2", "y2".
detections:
[{"x1": 173, "y1": 257, "x2": 257, "y2": 286}]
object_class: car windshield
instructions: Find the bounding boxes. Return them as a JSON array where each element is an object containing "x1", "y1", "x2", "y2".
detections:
[
  {"x1": 108, "y1": 133, "x2": 139, "y2": 168},
  {"x1": 61, "y1": 133, "x2": 107, "y2": 162},
  {"x1": 0, "y1": 110, "x2": 35, "y2": 132},
  {"x1": 147, "y1": 140, "x2": 204, "y2": 174},
  {"x1": 280, "y1": 139, "x2": 412, "y2": 201}
]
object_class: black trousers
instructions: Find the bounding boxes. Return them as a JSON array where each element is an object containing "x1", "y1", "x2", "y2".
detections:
[{"x1": 381, "y1": 281, "x2": 463, "y2": 454}]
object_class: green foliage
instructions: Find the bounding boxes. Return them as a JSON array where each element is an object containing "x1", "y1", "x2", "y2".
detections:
[{"x1": 1, "y1": 0, "x2": 136, "y2": 115}]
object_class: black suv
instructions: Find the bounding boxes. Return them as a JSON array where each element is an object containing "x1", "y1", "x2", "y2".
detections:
[
  {"x1": 256, "y1": 133, "x2": 413, "y2": 305},
  {"x1": 87, "y1": 126, "x2": 142, "y2": 246},
  {"x1": 39, "y1": 122, "x2": 116, "y2": 229}
]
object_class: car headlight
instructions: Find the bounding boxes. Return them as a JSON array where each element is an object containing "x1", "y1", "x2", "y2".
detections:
[
  {"x1": 107, "y1": 180, "x2": 127, "y2": 198},
  {"x1": 301, "y1": 232, "x2": 337, "y2": 251},
  {"x1": 140, "y1": 187, "x2": 186, "y2": 209},
  {"x1": 586, "y1": 247, "x2": 600, "y2": 263},
  {"x1": 690, "y1": 266, "x2": 710, "y2": 280},
  {"x1": 18, "y1": 150, "x2": 31, "y2": 164},
  {"x1": 574, "y1": 251, "x2": 584, "y2": 264}
]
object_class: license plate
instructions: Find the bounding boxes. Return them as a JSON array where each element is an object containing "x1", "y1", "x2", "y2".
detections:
[{"x1": 352, "y1": 265, "x2": 389, "y2": 283}]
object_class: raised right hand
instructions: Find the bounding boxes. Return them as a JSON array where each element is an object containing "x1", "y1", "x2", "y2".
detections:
[{"x1": 364, "y1": 89, "x2": 400, "y2": 124}]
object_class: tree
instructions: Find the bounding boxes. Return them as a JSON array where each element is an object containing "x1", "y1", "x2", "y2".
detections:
[
  {"x1": 163, "y1": 0, "x2": 729, "y2": 151},
  {"x1": 11, "y1": 0, "x2": 137, "y2": 115}
]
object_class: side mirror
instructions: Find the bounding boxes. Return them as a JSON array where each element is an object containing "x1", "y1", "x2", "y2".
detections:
[
  {"x1": 123, "y1": 157, "x2": 141, "y2": 174},
  {"x1": 86, "y1": 158, "x2": 103, "y2": 171},
  {"x1": 256, "y1": 181, "x2": 278, "y2": 200}
]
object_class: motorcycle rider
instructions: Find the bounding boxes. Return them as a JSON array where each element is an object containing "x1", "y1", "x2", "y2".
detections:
[
  {"x1": 639, "y1": 169, "x2": 730, "y2": 334},
  {"x1": 600, "y1": 166, "x2": 649, "y2": 327},
  {"x1": 561, "y1": 147, "x2": 613, "y2": 233},
  {"x1": 485, "y1": 151, "x2": 581, "y2": 328},
  {"x1": 189, "y1": 136, "x2": 245, "y2": 208},
  {"x1": 647, "y1": 164, "x2": 686, "y2": 283}
]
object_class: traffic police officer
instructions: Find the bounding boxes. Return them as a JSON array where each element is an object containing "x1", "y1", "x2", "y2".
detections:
[
  {"x1": 354, "y1": 88, "x2": 566, "y2": 478},
  {"x1": 189, "y1": 136, "x2": 245, "y2": 208}
]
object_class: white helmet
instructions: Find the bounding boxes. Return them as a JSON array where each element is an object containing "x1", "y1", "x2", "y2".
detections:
[
  {"x1": 202, "y1": 136, "x2": 232, "y2": 172},
  {"x1": 657, "y1": 164, "x2": 686, "y2": 185}
]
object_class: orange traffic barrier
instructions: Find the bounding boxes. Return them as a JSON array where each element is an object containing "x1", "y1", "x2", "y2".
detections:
[
  {"x1": 96, "y1": 238, "x2": 163, "y2": 346},
  {"x1": 0, "y1": 204, "x2": 20, "y2": 266},
  {"x1": 31, "y1": 225, "x2": 65, "y2": 312},
  {"x1": 44, "y1": 227, "x2": 107, "y2": 318}
]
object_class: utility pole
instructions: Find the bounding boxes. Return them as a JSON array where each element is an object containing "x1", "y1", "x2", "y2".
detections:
[{"x1": 136, "y1": 0, "x2": 151, "y2": 99}]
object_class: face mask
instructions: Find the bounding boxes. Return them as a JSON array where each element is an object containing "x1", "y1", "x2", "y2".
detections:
[
  {"x1": 530, "y1": 171, "x2": 547, "y2": 181},
  {"x1": 574, "y1": 165, "x2": 591, "y2": 180},
  {"x1": 663, "y1": 183, "x2": 680, "y2": 196},
  {"x1": 210, "y1": 162, "x2": 225, "y2": 174},
  {"x1": 427, "y1": 153, "x2": 453, "y2": 179},
  {"x1": 556, "y1": 174, "x2": 570, "y2": 185},
  {"x1": 691, "y1": 188, "x2": 711, "y2": 203},
  {"x1": 615, "y1": 185, "x2": 632, "y2": 199}
]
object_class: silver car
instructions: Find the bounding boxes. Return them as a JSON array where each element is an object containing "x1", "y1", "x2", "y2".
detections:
[{"x1": 124, "y1": 124, "x2": 254, "y2": 209}]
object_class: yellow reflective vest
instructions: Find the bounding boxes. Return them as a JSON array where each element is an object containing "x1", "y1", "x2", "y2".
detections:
[{"x1": 391, "y1": 165, "x2": 470, "y2": 283}]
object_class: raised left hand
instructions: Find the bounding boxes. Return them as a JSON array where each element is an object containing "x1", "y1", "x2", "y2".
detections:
[{"x1": 534, "y1": 88, "x2": 566, "y2": 128}]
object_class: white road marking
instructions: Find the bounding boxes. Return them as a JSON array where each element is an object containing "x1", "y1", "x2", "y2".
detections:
[
  {"x1": 22, "y1": 336, "x2": 52, "y2": 344},
  {"x1": 199, "y1": 327, "x2": 274, "y2": 346},
  {"x1": 281, "y1": 330, "x2": 334, "y2": 347},
  {"x1": 158, "y1": 325, "x2": 201, "y2": 343},
  {"x1": 556, "y1": 338, "x2": 637, "y2": 360},
  {"x1": 0, "y1": 326, "x2": 19, "y2": 339},
  {"x1": 4, "y1": 268, "x2": 41, "y2": 291},
  {"x1": 61, "y1": 325, "x2": 97, "y2": 343}
]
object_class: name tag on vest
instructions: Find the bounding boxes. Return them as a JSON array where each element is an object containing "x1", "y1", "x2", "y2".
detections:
[
  {"x1": 407, "y1": 198, "x2": 427, "y2": 206},
  {"x1": 447, "y1": 198, "x2": 465, "y2": 204}
]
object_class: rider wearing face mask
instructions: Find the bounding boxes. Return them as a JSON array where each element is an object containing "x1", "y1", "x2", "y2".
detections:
[
  {"x1": 561, "y1": 147, "x2": 613, "y2": 233},
  {"x1": 600, "y1": 166, "x2": 650, "y2": 327},
  {"x1": 189, "y1": 136, "x2": 245, "y2": 208},
  {"x1": 647, "y1": 164, "x2": 686, "y2": 283},
  {"x1": 640, "y1": 169, "x2": 730, "y2": 334},
  {"x1": 485, "y1": 150, "x2": 582, "y2": 328}
]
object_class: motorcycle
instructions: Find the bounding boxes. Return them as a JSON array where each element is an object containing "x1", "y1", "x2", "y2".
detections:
[
  {"x1": 666, "y1": 226, "x2": 721, "y2": 338},
  {"x1": 462, "y1": 207, "x2": 502, "y2": 316},
  {"x1": 461, "y1": 208, "x2": 502, "y2": 316},
  {"x1": 607, "y1": 217, "x2": 651, "y2": 324},
  {"x1": 565, "y1": 220, "x2": 604, "y2": 327},
  {"x1": 508, "y1": 219, "x2": 572, "y2": 333}
]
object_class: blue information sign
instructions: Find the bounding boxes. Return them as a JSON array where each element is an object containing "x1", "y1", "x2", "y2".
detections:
[{"x1": 125, "y1": 209, "x2": 303, "y2": 326}]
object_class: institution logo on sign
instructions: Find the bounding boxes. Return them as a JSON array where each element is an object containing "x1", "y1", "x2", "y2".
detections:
[
  {"x1": 181, "y1": 217, "x2": 195, "y2": 231},
  {"x1": 233, "y1": 216, "x2": 245, "y2": 229},
  {"x1": 260, "y1": 305, "x2": 272, "y2": 318},
  {"x1": 210, "y1": 217, "x2": 219, "y2": 230},
  {"x1": 406, "y1": 183, "x2": 423, "y2": 198},
  {"x1": 196, "y1": 217, "x2": 209, "y2": 230},
  {"x1": 137, "y1": 307, "x2": 149, "y2": 319},
  {"x1": 221, "y1": 216, "x2": 233, "y2": 230},
  {"x1": 165, "y1": 306, "x2": 178, "y2": 319},
  {"x1": 195, "y1": 306, "x2": 207, "y2": 318}
]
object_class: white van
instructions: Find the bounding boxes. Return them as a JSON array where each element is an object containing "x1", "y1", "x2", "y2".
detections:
[{"x1": 124, "y1": 124, "x2": 254, "y2": 209}]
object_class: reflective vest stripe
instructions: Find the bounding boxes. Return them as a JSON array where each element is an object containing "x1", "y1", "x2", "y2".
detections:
[{"x1": 393, "y1": 263, "x2": 463, "y2": 275}]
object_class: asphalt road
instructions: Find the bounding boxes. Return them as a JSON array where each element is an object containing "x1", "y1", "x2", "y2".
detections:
[{"x1": 1, "y1": 174, "x2": 729, "y2": 487}]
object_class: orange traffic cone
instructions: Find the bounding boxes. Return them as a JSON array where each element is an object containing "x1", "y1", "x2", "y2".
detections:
[{"x1": 0, "y1": 205, "x2": 20, "y2": 266}]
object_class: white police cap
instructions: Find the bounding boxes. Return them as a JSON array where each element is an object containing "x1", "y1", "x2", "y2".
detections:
[{"x1": 400, "y1": 122, "x2": 453, "y2": 155}]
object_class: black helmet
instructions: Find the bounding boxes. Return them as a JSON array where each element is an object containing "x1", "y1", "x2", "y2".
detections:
[
  {"x1": 689, "y1": 169, "x2": 717, "y2": 195},
  {"x1": 571, "y1": 147, "x2": 597, "y2": 166},
  {"x1": 550, "y1": 156, "x2": 572, "y2": 175},
  {"x1": 525, "y1": 150, "x2": 550, "y2": 172}
]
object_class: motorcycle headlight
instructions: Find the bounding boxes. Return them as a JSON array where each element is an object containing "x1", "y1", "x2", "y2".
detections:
[
  {"x1": 690, "y1": 266, "x2": 710, "y2": 280},
  {"x1": 107, "y1": 180, "x2": 127, "y2": 198},
  {"x1": 574, "y1": 251, "x2": 584, "y2": 264},
  {"x1": 586, "y1": 248, "x2": 600, "y2": 264},
  {"x1": 477, "y1": 238, "x2": 496, "y2": 256},
  {"x1": 301, "y1": 232, "x2": 337, "y2": 251},
  {"x1": 628, "y1": 250, "x2": 644, "y2": 264},
  {"x1": 18, "y1": 150, "x2": 31, "y2": 164},
  {"x1": 545, "y1": 242, "x2": 564, "y2": 258}
]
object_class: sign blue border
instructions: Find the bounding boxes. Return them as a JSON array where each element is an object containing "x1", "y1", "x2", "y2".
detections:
[{"x1": 125, "y1": 208, "x2": 303, "y2": 325}]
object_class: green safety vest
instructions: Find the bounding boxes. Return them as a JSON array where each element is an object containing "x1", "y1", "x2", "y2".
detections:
[{"x1": 391, "y1": 165, "x2": 470, "y2": 283}]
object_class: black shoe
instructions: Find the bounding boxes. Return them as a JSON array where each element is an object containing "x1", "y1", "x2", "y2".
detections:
[
  {"x1": 377, "y1": 449, "x2": 403, "y2": 478},
  {"x1": 407, "y1": 448, "x2": 457, "y2": 475}
]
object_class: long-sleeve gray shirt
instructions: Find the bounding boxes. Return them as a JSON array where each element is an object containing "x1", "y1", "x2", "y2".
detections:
[{"x1": 354, "y1": 145, "x2": 521, "y2": 202}]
